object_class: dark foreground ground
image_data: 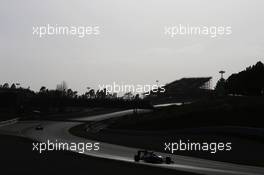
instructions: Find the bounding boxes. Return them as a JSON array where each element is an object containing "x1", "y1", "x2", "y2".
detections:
[
  {"x1": 71, "y1": 96, "x2": 264, "y2": 167},
  {"x1": 0, "y1": 135, "x2": 197, "y2": 175},
  {"x1": 71, "y1": 124, "x2": 264, "y2": 167}
]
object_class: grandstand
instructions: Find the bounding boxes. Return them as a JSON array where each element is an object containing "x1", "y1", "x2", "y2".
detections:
[{"x1": 145, "y1": 77, "x2": 213, "y2": 104}]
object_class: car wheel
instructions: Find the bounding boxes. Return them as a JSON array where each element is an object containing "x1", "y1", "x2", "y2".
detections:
[
  {"x1": 134, "y1": 155, "x2": 140, "y2": 162},
  {"x1": 165, "y1": 157, "x2": 171, "y2": 164}
]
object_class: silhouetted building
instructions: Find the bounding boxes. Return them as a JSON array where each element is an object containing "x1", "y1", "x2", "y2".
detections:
[{"x1": 145, "y1": 77, "x2": 213, "y2": 104}]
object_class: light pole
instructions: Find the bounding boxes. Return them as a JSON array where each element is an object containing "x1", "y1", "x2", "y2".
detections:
[
  {"x1": 219, "y1": 71, "x2": 225, "y2": 79},
  {"x1": 156, "y1": 80, "x2": 159, "y2": 87}
]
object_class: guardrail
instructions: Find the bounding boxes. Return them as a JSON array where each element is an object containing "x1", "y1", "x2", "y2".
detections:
[{"x1": 0, "y1": 118, "x2": 19, "y2": 127}]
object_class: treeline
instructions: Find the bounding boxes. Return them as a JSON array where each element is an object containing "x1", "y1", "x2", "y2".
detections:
[
  {"x1": 0, "y1": 84, "x2": 152, "y2": 116},
  {"x1": 32, "y1": 89, "x2": 151, "y2": 114},
  {"x1": 0, "y1": 87, "x2": 34, "y2": 115},
  {"x1": 225, "y1": 61, "x2": 264, "y2": 96}
]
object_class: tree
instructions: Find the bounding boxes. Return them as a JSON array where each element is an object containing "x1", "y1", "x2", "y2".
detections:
[
  {"x1": 40, "y1": 86, "x2": 46, "y2": 93},
  {"x1": 226, "y1": 61, "x2": 264, "y2": 95},
  {"x1": 66, "y1": 89, "x2": 73, "y2": 98},
  {"x1": 3, "y1": 83, "x2": 9, "y2": 88},
  {"x1": 96, "y1": 89, "x2": 106, "y2": 99},
  {"x1": 73, "y1": 91, "x2": 78, "y2": 98},
  {"x1": 10, "y1": 83, "x2": 16, "y2": 89},
  {"x1": 85, "y1": 89, "x2": 95, "y2": 99},
  {"x1": 215, "y1": 78, "x2": 226, "y2": 96},
  {"x1": 123, "y1": 92, "x2": 134, "y2": 100}
]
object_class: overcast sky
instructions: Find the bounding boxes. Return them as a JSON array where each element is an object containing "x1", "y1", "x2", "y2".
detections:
[{"x1": 0, "y1": 0, "x2": 264, "y2": 94}]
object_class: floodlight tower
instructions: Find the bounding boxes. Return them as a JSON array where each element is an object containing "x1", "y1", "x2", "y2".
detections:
[
  {"x1": 219, "y1": 70, "x2": 225, "y2": 79},
  {"x1": 156, "y1": 80, "x2": 159, "y2": 87}
]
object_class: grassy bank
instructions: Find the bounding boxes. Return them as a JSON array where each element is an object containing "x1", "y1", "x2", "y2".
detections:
[{"x1": 110, "y1": 96, "x2": 264, "y2": 130}]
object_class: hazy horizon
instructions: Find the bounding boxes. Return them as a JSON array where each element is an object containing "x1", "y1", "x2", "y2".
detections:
[{"x1": 1, "y1": 0, "x2": 264, "y2": 94}]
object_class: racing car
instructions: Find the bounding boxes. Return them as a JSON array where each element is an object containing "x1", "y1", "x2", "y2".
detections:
[
  {"x1": 35, "y1": 124, "x2": 43, "y2": 131},
  {"x1": 134, "y1": 150, "x2": 173, "y2": 164}
]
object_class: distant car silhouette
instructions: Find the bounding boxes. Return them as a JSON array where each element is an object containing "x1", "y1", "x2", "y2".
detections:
[
  {"x1": 134, "y1": 150, "x2": 172, "y2": 164},
  {"x1": 35, "y1": 125, "x2": 43, "y2": 130}
]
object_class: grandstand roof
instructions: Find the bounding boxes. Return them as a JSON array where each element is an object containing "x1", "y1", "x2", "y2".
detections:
[{"x1": 165, "y1": 77, "x2": 212, "y2": 90}]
